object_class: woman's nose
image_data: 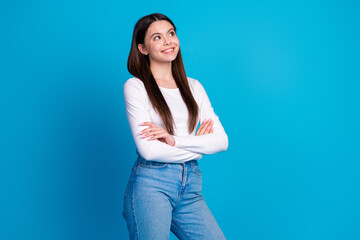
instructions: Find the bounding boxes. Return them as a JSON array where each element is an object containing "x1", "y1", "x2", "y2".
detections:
[{"x1": 163, "y1": 36, "x2": 171, "y2": 45}]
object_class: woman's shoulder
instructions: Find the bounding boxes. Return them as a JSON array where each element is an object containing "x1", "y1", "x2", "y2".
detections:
[
  {"x1": 187, "y1": 76, "x2": 205, "y2": 92},
  {"x1": 124, "y1": 77, "x2": 146, "y2": 91},
  {"x1": 123, "y1": 77, "x2": 147, "y2": 98},
  {"x1": 186, "y1": 76, "x2": 202, "y2": 88},
  {"x1": 124, "y1": 77, "x2": 144, "y2": 88},
  {"x1": 124, "y1": 76, "x2": 204, "y2": 93}
]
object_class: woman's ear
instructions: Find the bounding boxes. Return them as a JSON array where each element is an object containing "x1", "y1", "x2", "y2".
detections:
[{"x1": 138, "y1": 44, "x2": 149, "y2": 55}]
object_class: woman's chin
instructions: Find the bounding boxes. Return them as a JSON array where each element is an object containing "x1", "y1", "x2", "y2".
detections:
[{"x1": 152, "y1": 56, "x2": 178, "y2": 64}]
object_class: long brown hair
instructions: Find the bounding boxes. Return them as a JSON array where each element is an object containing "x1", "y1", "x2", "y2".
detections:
[{"x1": 127, "y1": 13, "x2": 198, "y2": 135}]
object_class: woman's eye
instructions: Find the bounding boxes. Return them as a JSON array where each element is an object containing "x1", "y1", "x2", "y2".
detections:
[
  {"x1": 169, "y1": 31, "x2": 175, "y2": 36},
  {"x1": 154, "y1": 36, "x2": 160, "y2": 40}
]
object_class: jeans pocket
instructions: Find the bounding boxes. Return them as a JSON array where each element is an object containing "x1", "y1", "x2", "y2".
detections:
[
  {"x1": 193, "y1": 165, "x2": 202, "y2": 176},
  {"x1": 138, "y1": 160, "x2": 168, "y2": 169}
]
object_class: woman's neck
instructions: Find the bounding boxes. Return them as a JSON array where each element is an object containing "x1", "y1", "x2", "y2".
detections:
[{"x1": 150, "y1": 61, "x2": 174, "y2": 83}]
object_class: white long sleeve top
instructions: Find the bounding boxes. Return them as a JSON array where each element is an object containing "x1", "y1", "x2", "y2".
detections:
[{"x1": 123, "y1": 76, "x2": 228, "y2": 163}]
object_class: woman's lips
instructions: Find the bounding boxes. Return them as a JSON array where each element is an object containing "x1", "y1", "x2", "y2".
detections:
[{"x1": 162, "y1": 48, "x2": 175, "y2": 54}]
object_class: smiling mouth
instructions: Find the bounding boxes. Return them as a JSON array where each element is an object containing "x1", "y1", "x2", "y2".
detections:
[{"x1": 162, "y1": 48, "x2": 175, "y2": 54}]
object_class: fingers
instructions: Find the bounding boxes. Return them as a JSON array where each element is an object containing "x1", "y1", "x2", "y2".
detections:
[
  {"x1": 138, "y1": 122, "x2": 157, "y2": 135},
  {"x1": 140, "y1": 122, "x2": 154, "y2": 126},
  {"x1": 147, "y1": 132, "x2": 167, "y2": 141},
  {"x1": 141, "y1": 120, "x2": 213, "y2": 139},
  {"x1": 138, "y1": 122, "x2": 168, "y2": 141},
  {"x1": 203, "y1": 119, "x2": 213, "y2": 134},
  {"x1": 139, "y1": 122, "x2": 155, "y2": 131},
  {"x1": 140, "y1": 129, "x2": 164, "y2": 139},
  {"x1": 197, "y1": 119, "x2": 209, "y2": 136},
  {"x1": 196, "y1": 118, "x2": 213, "y2": 136}
]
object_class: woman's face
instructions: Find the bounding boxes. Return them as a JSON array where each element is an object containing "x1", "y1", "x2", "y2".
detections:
[{"x1": 138, "y1": 20, "x2": 180, "y2": 64}]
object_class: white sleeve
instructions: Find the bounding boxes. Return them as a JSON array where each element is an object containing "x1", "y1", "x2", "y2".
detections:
[
  {"x1": 123, "y1": 79, "x2": 203, "y2": 163},
  {"x1": 172, "y1": 79, "x2": 229, "y2": 154}
]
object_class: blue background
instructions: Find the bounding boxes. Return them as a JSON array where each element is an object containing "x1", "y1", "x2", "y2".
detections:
[{"x1": 1, "y1": 0, "x2": 359, "y2": 239}]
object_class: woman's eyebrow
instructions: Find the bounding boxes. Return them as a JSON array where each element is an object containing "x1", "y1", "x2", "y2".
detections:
[{"x1": 150, "y1": 28, "x2": 175, "y2": 38}]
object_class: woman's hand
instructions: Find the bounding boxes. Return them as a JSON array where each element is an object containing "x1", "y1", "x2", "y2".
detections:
[
  {"x1": 196, "y1": 118, "x2": 214, "y2": 136},
  {"x1": 139, "y1": 122, "x2": 175, "y2": 146}
]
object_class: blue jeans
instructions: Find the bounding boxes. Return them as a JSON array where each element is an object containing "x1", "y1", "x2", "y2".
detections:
[{"x1": 122, "y1": 155, "x2": 226, "y2": 240}]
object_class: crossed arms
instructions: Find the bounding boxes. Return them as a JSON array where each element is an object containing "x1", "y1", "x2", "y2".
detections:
[{"x1": 123, "y1": 78, "x2": 228, "y2": 163}]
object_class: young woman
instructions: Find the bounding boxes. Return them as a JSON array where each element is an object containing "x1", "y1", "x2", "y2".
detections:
[{"x1": 122, "y1": 13, "x2": 229, "y2": 240}]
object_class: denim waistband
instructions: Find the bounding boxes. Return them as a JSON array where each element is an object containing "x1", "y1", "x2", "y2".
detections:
[{"x1": 136, "y1": 154, "x2": 198, "y2": 167}]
